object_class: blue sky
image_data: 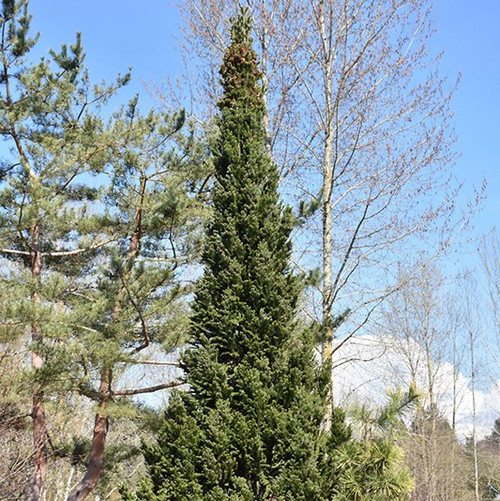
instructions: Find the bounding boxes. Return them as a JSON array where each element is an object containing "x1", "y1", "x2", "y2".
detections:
[
  {"x1": 29, "y1": 0, "x2": 498, "y2": 235},
  {"x1": 431, "y1": 1, "x2": 500, "y2": 232},
  {"x1": 30, "y1": 1, "x2": 183, "y2": 89}
]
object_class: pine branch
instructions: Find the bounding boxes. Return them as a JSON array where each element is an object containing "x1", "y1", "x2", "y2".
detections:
[
  {"x1": 113, "y1": 380, "x2": 184, "y2": 396},
  {"x1": 44, "y1": 238, "x2": 117, "y2": 257},
  {"x1": 0, "y1": 248, "x2": 30, "y2": 256},
  {"x1": 120, "y1": 275, "x2": 149, "y2": 352},
  {"x1": 135, "y1": 360, "x2": 180, "y2": 367}
]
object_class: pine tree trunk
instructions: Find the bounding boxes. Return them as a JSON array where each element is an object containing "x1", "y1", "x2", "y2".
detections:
[
  {"x1": 25, "y1": 225, "x2": 48, "y2": 501},
  {"x1": 68, "y1": 371, "x2": 111, "y2": 501},
  {"x1": 69, "y1": 200, "x2": 142, "y2": 500}
]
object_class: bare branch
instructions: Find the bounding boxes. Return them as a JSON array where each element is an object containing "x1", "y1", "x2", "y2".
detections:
[
  {"x1": 0, "y1": 248, "x2": 30, "y2": 256},
  {"x1": 114, "y1": 380, "x2": 184, "y2": 396},
  {"x1": 135, "y1": 360, "x2": 181, "y2": 367},
  {"x1": 44, "y1": 238, "x2": 117, "y2": 257}
]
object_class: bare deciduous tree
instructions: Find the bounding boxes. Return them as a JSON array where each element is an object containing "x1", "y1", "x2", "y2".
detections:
[{"x1": 376, "y1": 265, "x2": 472, "y2": 500}]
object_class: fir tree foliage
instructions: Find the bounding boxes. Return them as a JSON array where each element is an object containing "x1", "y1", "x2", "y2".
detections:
[{"x1": 127, "y1": 10, "x2": 332, "y2": 500}]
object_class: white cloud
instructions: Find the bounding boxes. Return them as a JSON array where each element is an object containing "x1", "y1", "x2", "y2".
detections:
[{"x1": 331, "y1": 335, "x2": 500, "y2": 440}]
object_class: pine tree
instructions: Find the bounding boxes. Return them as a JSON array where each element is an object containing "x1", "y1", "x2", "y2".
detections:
[
  {"x1": 0, "y1": 1, "x2": 208, "y2": 498},
  {"x1": 126, "y1": 10, "x2": 332, "y2": 500}
]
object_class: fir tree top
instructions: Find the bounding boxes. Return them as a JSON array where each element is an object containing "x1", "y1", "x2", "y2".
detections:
[
  {"x1": 186, "y1": 7, "x2": 297, "y2": 383},
  {"x1": 218, "y1": 10, "x2": 264, "y2": 115}
]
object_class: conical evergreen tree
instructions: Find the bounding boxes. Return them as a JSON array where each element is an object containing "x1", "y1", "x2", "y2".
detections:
[{"x1": 125, "y1": 10, "x2": 334, "y2": 500}]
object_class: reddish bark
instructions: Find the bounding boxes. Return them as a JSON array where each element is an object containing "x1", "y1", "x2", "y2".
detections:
[
  {"x1": 67, "y1": 372, "x2": 111, "y2": 501},
  {"x1": 68, "y1": 193, "x2": 144, "y2": 500},
  {"x1": 25, "y1": 226, "x2": 48, "y2": 501},
  {"x1": 25, "y1": 391, "x2": 48, "y2": 501}
]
